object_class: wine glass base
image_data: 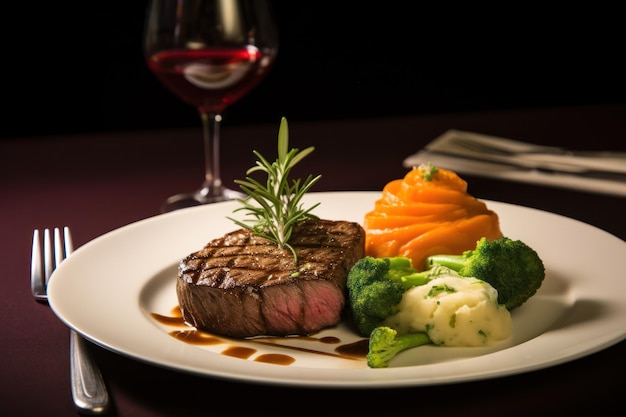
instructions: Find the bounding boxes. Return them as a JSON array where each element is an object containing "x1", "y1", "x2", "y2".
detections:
[{"x1": 160, "y1": 187, "x2": 245, "y2": 213}]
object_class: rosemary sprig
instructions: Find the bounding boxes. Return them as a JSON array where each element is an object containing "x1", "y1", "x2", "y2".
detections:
[{"x1": 228, "y1": 117, "x2": 321, "y2": 265}]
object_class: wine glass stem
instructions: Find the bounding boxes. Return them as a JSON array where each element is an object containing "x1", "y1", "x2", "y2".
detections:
[{"x1": 200, "y1": 111, "x2": 223, "y2": 199}]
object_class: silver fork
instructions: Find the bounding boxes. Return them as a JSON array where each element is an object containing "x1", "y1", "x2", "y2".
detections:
[{"x1": 31, "y1": 227, "x2": 110, "y2": 415}]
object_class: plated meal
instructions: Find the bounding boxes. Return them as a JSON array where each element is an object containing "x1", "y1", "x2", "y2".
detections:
[
  {"x1": 175, "y1": 119, "x2": 546, "y2": 368},
  {"x1": 47, "y1": 119, "x2": 626, "y2": 387}
]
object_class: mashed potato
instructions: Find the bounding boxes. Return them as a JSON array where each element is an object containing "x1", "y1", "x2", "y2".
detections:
[{"x1": 383, "y1": 275, "x2": 512, "y2": 346}]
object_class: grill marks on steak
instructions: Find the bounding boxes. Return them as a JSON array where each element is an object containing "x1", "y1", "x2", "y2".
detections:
[{"x1": 177, "y1": 219, "x2": 365, "y2": 338}]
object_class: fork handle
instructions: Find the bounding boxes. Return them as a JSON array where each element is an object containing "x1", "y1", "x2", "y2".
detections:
[{"x1": 70, "y1": 330, "x2": 110, "y2": 415}]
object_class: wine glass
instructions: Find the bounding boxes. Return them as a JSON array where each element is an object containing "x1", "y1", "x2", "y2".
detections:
[{"x1": 144, "y1": 0, "x2": 278, "y2": 212}]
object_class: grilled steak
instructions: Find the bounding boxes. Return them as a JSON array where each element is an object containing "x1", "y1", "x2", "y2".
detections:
[{"x1": 177, "y1": 219, "x2": 366, "y2": 338}]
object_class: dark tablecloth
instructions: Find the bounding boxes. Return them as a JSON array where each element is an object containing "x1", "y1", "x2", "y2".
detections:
[{"x1": 2, "y1": 105, "x2": 625, "y2": 416}]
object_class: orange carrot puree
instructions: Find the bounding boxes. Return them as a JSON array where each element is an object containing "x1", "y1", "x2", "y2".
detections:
[{"x1": 364, "y1": 164, "x2": 503, "y2": 269}]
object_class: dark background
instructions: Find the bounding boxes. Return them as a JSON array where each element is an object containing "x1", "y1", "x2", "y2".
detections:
[{"x1": 3, "y1": 2, "x2": 624, "y2": 139}]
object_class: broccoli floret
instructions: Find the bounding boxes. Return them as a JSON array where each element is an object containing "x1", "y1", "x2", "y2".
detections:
[
  {"x1": 346, "y1": 257, "x2": 405, "y2": 337},
  {"x1": 425, "y1": 236, "x2": 545, "y2": 310},
  {"x1": 367, "y1": 326, "x2": 431, "y2": 368},
  {"x1": 346, "y1": 256, "x2": 448, "y2": 336}
]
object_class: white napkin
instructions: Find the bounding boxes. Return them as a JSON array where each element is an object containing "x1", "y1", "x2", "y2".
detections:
[{"x1": 403, "y1": 129, "x2": 626, "y2": 197}]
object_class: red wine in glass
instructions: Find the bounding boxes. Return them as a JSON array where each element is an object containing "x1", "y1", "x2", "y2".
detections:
[
  {"x1": 147, "y1": 48, "x2": 271, "y2": 114},
  {"x1": 144, "y1": 0, "x2": 278, "y2": 212}
]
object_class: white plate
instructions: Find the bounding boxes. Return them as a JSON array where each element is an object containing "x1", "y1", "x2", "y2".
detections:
[{"x1": 47, "y1": 192, "x2": 626, "y2": 388}]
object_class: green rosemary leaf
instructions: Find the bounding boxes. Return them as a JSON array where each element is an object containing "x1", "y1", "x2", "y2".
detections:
[{"x1": 277, "y1": 117, "x2": 289, "y2": 161}]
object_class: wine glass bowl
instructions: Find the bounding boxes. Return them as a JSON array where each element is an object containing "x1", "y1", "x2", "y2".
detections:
[
  {"x1": 144, "y1": 0, "x2": 278, "y2": 211},
  {"x1": 147, "y1": 45, "x2": 273, "y2": 114}
]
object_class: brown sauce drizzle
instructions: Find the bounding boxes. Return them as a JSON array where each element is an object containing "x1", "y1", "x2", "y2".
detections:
[
  {"x1": 255, "y1": 354, "x2": 296, "y2": 366},
  {"x1": 335, "y1": 338, "x2": 369, "y2": 357},
  {"x1": 170, "y1": 330, "x2": 222, "y2": 345},
  {"x1": 221, "y1": 346, "x2": 257, "y2": 359},
  {"x1": 150, "y1": 306, "x2": 368, "y2": 366}
]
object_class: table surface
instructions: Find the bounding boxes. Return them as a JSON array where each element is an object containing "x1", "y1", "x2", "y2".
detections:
[{"x1": 2, "y1": 105, "x2": 625, "y2": 417}]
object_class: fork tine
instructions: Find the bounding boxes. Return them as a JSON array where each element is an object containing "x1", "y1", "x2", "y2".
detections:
[
  {"x1": 63, "y1": 226, "x2": 74, "y2": 257},
  {"x1": 43, "y1": 228, "x2": 53, "y2": 286},
  {"x1": 30, "y1": 229, "x2": 46, "y2": 300},
  {"x1": 54, "y1": 227, "x2": 64, "y2": 269}
]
